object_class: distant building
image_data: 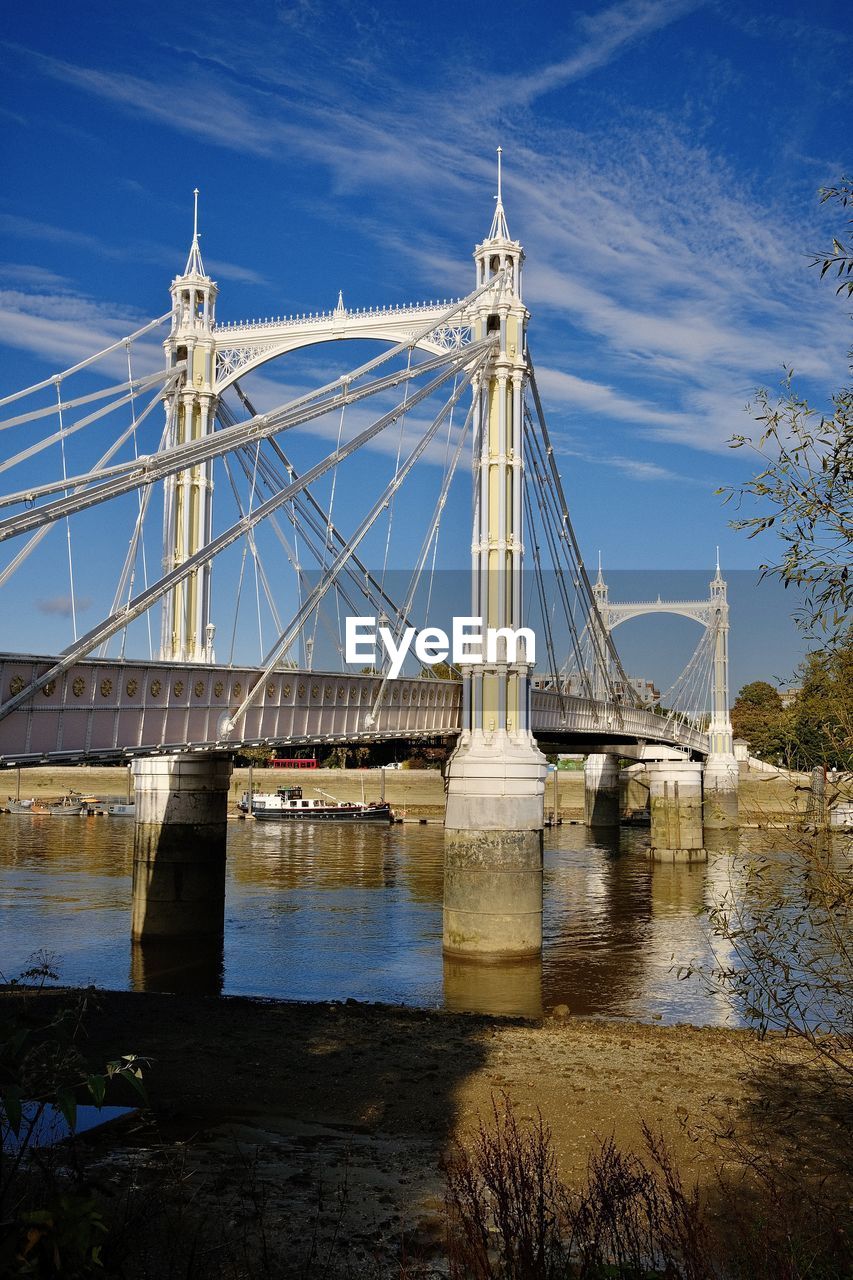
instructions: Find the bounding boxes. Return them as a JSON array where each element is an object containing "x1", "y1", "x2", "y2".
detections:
[
  {"x1": 779, "y1": 686, "x2": 801, "y2": 708},
  {"x1": 617, "y1": 676, "x2": 660, "y2": 707}
]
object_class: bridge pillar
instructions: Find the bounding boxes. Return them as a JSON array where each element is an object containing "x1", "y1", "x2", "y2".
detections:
[
  {"x1": 647, "y1": 759, "x2": 706, "y2": 861},
  {"x1": 584, "y1": 752, "x2": 620, "y2": 826},
  {"x1": 131, "y1": 753, "x2": 232, "y2": 939},
  {"x1": 443, "y1": 169, "x2": 547, "y2": 961}
]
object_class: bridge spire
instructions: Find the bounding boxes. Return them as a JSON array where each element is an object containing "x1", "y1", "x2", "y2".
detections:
[
  {"x1": 489, "y1": 146, "x2": 511, "y2": 241},
  {"x1": 183, "y1": 188, "x2": 206, "y2": 278}
]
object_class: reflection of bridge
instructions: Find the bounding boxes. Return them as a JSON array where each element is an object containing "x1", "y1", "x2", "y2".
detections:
[{"x1": 0, "y1": 163, "x2": 737, "y2": 959}]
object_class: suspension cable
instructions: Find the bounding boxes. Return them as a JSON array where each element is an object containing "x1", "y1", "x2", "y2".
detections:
[
  {"x1": 224, "y1": 353, "x2": 485, "y2": 737},
  {"x1": 0, "y1": 345, "x2": 493, "y2": 723},
  {"x1": 0, "y1": 313, "x2": 171, "y2": 411},
  {"x1": 53, "y1": 380, "x2": 78, "y2": 642},
  {"x1": 365, "y1": 387, "x2": 476, "y2": 723},
  {"x1": 0, "y1": 338, "x2": 494, "y2": 535}
]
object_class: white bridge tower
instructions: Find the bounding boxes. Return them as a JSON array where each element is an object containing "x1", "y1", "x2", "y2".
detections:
[
  {"x1": 160, "y1": 192, "x2": 218, "y2": 663},
  {"x1": 443, "y1": 153, "x2": 548, "y2": 959}
]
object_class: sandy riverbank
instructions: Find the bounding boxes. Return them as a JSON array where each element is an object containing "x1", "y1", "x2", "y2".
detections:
[{"x1": 0, "y1": 761, "x2": 812, "y2": 824}]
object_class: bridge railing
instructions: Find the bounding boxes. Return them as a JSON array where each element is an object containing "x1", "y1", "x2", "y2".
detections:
[
  {"x1": 530, "y1": 689, "x2": 709, "y2": 755},
  {"x1": 215, "y1": 299, "x2": 460, "y2": 335}
]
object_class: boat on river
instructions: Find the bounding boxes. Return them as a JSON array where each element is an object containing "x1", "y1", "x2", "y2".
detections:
[
  {"x1": 239, "y1": 785, "x2": 393, "y2": 823},
  {"x1": 5, "y1": 795, "x2": 84, "y2": 815}
]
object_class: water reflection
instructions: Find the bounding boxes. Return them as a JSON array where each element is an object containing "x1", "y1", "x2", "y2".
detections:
[
  {"x1": 0, "y1": 811, "x2": 812, "y2": 1026},
  {"x1": 130, "y1": 937, "x2": 224, "y2": 997},
  {"x1": 444, "y1": 955, "x2": 543, "y2": 1019}
]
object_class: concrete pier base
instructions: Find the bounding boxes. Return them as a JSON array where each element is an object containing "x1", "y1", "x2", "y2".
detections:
[
  {"x1": 443, "y1": 731, "x2": 547, "y2": 959},
  {"x1": 703, "y1": 752, "x2": 740, "y2": 829},
  {"x1": 648, "y1": 759, "x2": 706, "y2": 861},
  {"x1": 584, "y1": 752, "x2": 620, "y2": 827},
  {"x1": 131, "y1": 753, "x2": 232, "y2": 940}
]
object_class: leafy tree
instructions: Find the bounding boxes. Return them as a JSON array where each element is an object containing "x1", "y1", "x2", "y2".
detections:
[
  {"x1": 719, "y1": 178, "x2": 852, "y2": 644},
  {"x1": 730, "y1": 680, "x2": 786, "y2": 761},
  {"x1": 787, "y1": 632, "x2": 853, "y2": 770}
]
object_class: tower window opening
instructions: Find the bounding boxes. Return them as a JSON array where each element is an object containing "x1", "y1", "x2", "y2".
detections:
[
  {"x1": 486, "y1": 315, "x2": 500, "y2": 334},
  {"x1": 490, "y1": 255, "x2": 500, "y2": 276}
]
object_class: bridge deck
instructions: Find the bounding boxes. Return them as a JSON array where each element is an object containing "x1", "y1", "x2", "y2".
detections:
[{"x1": 0, "y1": 655, "x2": 707, "y2": 766}]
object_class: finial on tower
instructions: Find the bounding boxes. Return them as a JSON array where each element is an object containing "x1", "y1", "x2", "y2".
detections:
[
  {"x1": 488, "y1": 146, "x2": 511, "y2": 241},
  {"x1": 183, "y1": 187, "x2": 206, "y2": 277},
  {"x1": 711, "y1": 547, "x2": 725, "y2": 592}
]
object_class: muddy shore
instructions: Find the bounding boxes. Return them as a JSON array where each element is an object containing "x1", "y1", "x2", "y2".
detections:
[{"x1": 8, "y1": 987, "x2": 843, "y2": 1274}]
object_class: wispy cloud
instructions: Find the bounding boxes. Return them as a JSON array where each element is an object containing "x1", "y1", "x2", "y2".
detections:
[
  {"x1": 4, "y1": 9, "x2": 848, "y2": 471},
  {"x1": 0, "y1": 211, "x2": 266, "y2": 286},
  {"x1": 0, "y1": 287, "x2": 168, "y2": 381},
  {"x1": 36, "y1": 594, "x2": 93, "y2": 617},
  {"x1": 495, "y1": 0, "x2": 707, "y2": 106}
]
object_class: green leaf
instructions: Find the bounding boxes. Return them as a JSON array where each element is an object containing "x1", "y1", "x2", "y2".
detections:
[
  {"x1": 56, "y1": 1087, "x2": 77, "y2": 1132},
  {"x1": 87, "y1": 1074, "x2": 106, "y2": 1108}
]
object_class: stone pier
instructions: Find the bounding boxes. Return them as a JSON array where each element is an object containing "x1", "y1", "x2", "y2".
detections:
[
  {"x1": 647, "y1": 759, "x2": 706, "y2": 861},
  {"x1": 444, "y1": 731, "x2": 547, "y2": 958},
  {"x1": 584, "y1": 752, "x2": 620, "y2": 826},
  {"x1": 131, "y1": 753, "x2": 232, "y2": 939}
]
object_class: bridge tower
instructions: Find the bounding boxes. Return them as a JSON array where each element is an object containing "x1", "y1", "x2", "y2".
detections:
[
  {"x1": 702, "y1": 557, "x2": 739, "y2": 827},
  {"x1": 160, "y1": 191, "x2": 218, "y2": 663},
  {"x1": 443, "y1": 154, "x2": 548, "y2": 959}
]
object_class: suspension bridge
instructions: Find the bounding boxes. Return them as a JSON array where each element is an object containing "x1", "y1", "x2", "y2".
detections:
[{"x1": 0, "y1": 163, "x2": 739, "y2": 957}]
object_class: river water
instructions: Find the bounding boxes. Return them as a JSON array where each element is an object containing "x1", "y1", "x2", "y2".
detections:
[{"x1": 0, "y1": 814, "x2": 762, "y2": 1024}]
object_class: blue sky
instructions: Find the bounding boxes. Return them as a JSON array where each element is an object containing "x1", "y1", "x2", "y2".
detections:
[{"x1": 0, "y1": 0, "x2": 850, "y2": 689}]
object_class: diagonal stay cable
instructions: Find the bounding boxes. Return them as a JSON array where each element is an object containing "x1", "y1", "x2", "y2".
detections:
[
  {"x1": 0, "y1": 338, "x2": 493, "y2": 534},
  {"x1": 0, "y1": 384, "x2": 175, "y2": 592},
  {"x1": 0, "y1": 366, "x2": 185, "y2": 479},
  {"x1": 523, "y1": 413, "x2": 596, "y2": 703},
  {"x1": 364, "y1": 387, "x2": 476, "y2": 726},
  {"x1": 0, "y1": 345, "x2": 493, "y2": 723},
  {"x1": 230, "y1": 381, "x2": 415, "y2": 634},
  {"x1": 0, "y1": 313, "x2": 171, "y2": 411},
  {"x1": 221, "y1": 353, "x2": 485, "y2": 736},
  {"x1": 526, "y1": 357, "x2": 641, "y2": 714},
  {"x1": 220, "y1": 397, "x2": 402, "y2": 641},
  {"x1": 0, "y1": 366, "x2": 179, "y2": 434}
]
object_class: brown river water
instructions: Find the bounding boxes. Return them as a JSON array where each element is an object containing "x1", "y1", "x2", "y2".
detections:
[{"x1": 0, "y1": 814, "x2": 766, "y2": 1024}]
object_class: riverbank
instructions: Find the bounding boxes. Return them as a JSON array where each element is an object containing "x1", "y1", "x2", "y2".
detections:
[
  {"x1": 0, "y1": 762, "x2": 814, "y2": 824},
  {"x1": 8, "y1": 988, "x2": 846, "y2": 1275}
]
